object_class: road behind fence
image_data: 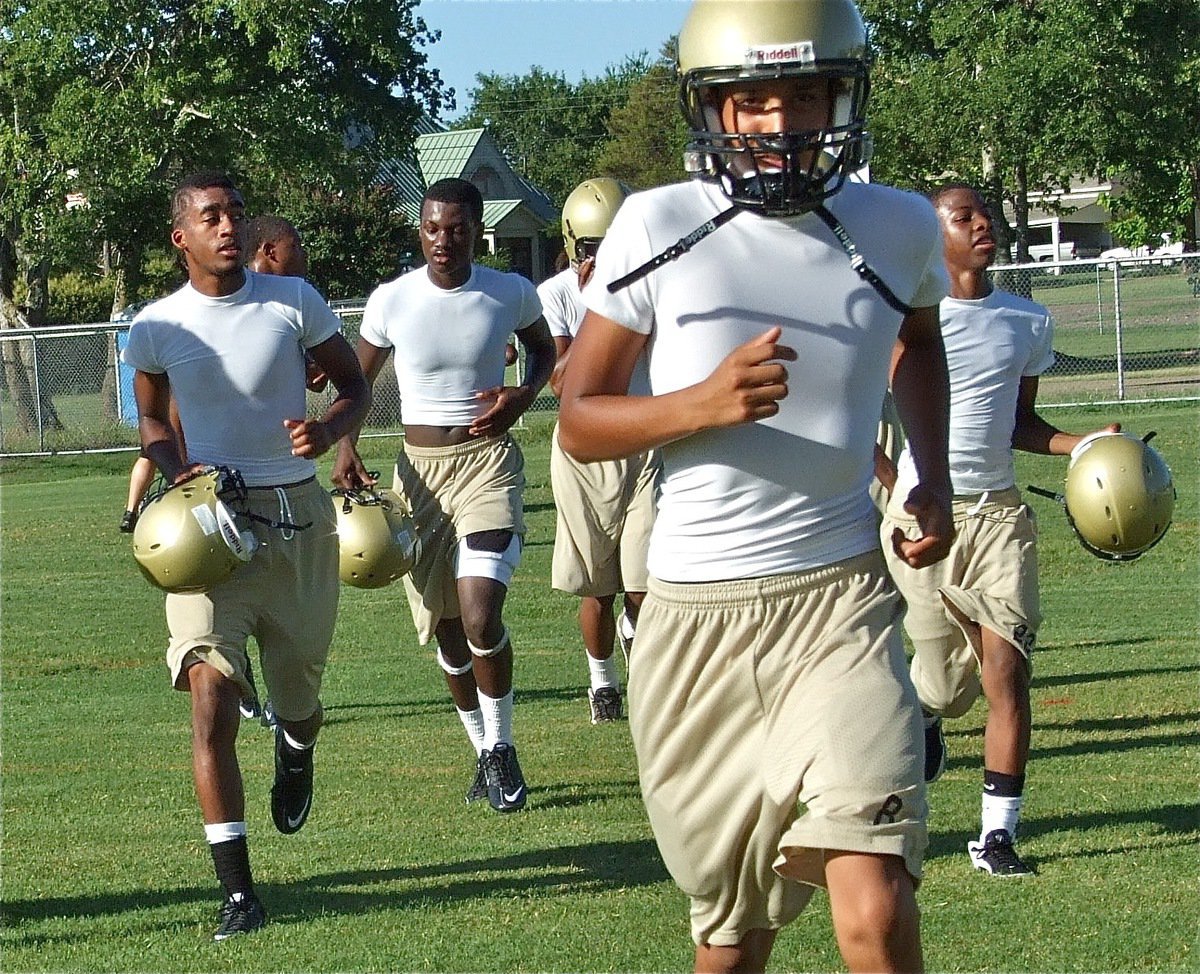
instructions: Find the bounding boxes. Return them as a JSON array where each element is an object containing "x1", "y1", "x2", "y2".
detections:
[{"x1": 2, "y1": 254, "x2": 1197, "y2": 457}]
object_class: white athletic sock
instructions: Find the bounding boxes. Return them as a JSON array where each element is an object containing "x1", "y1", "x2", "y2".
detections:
[
  {"x1": 981, "y1": 793, "x2": 1023, "y2": 841},
  {"x1": 478, "y1": 688, "x2": 514, "y2": 750},
  {"x1": 618, "y1": 610, "x2": 636, "y2": 642},
  {"x1": 205, "y1": 821, "x2": 248, "y2": 845},
  {"x1": 457, "y1": 706, "x2": 487, "y2": 755},
  {"x1": 587, "y1": 653, "x2": 620, "y2": 691}
]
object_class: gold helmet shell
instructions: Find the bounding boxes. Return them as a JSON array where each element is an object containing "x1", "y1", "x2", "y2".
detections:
[
  {"x1": 333, "y1": 486, "x2": 421, "y2": 589},
  {"x1": 677, "y1": 0, "x2": 872, "y2": 214},
  {"x1": 1064, "y1": 432, "x2": 1175, "y2": 561},
  {"x1": 561, "y1": 178, "x2": 630, "y2": 266},
  {"x1": 132, "y1": 468, "x2": 257, "y2": 593}
]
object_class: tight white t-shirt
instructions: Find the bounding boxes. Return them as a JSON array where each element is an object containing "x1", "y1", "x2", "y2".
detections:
[
  {"x1": 894, "y1": 288, "x2": 1055, "y2": 496},
  {"x1": 584, "y1": 178, "x2": 948, "y2": 582},
  {"x1": 538, "y1": 268, "x2": 585, "y2": 340},
  {"x1": 361, "y1": 265, "x2": 541, "y2": 426},
  {"x1": 121, "y1": 272, "x2": 341, "y2": 486}
]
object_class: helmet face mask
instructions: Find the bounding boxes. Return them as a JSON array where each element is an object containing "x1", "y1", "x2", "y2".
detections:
[
  {"x1": 678, "y1": 0, "x2": 872, "y2": 216},
  {"x1": 1064, "y1": 432, "x2": 1175, "y2": 562},
  {"x1": 561, "y1": 178, "x2": 630, "y2": 267},
  {"x1": 132, "y1": 466, "x2": 257, "y2": 593},
  {"x1": 333, "y1": 486, "x2": 421, "y2": 589}
]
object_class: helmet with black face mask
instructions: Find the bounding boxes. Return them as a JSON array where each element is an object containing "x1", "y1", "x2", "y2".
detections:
[{"x1": 677, "y1": 0, "x2": 873, "y2": 216}]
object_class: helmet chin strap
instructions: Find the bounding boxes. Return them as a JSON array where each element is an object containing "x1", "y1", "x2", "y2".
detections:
[{"x1": 607, "y1": 193, "x2": 915, "y2": 318}]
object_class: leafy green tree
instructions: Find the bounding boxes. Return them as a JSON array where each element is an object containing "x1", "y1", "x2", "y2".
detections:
[
  {"x1": 1, "y1": 0, "x2": 447, "y2": 426},
  {"x1": 594, "y1": 41, "x2": 689, "y2": 191},
  {"x1": 459, "y1": 58, "x2": 649, "y2": 205},
  {"x1": 861, "y1": 0, "x2": 1198, "y2": 255}
]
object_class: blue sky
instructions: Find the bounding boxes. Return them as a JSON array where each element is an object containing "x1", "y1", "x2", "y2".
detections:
[{"x1": 417, "y1": 0, "x2": 690, "y2": 118}]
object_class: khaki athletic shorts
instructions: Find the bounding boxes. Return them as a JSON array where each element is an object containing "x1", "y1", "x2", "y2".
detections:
[
  {"x1": 630, "y1": 552, "x2": 927, "y2": 947},
  {"x1": 550, "y1": 423, "x2": 658, "y2": 597},
  {"x1": 394, "y1": 434, "x2": 525, "y2": 644},
  {"x1": 165, "y1": 478, "x2": 338, "y2": 723},
  {"x1": 882, "y1": 487, "x2": 1041, "y2": 718}
]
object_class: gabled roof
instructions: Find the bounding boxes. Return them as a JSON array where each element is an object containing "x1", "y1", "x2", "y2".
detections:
[
  {"x1": 482, "y1": 200, "x2": 524, "y2": 226},
  {"x1": 417, "y1": 129, "x2": 486, "y2": 185}
]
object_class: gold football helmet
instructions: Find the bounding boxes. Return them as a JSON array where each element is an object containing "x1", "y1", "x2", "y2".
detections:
[
  {"x1": 1064, "y1": 432, "x2": 1175, "y2": 561},
  {"x1": 132, "y1": 467, "x2": 258, "y2": 593},
  {"x1": 677, "y1": 0, "x2": 873, "y2": 215},
  {"x1": 332, "y1": 486, "x2": 421, "y2": 588},
  {"x1": 561, "y1": 178, "x2": 630, "y2": 267}
]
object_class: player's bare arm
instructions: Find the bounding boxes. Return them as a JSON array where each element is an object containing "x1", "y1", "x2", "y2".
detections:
[
  {"x1": 558, "y1": 314, "x2": 795, "y2": 462},
  {"x1": 1011, "y1": 375, "x2": 1120, "y2": 456},
  {"x1": 286, "y1": 333, "x2": 371, "y2": 460},
  {"x1": 133, "y1": 369, "x2": 196, "y2": 483},
  {"x1": 889, "y1": 304, "x2": 954, "y2": 568},
  {"x1": 469, "y1": 316, "x2": 555, "y2": 437},
  {"x1": 548, "y1": 335, "x2": 573, "y2": 399},
  {"x1": 331, "y1": 338, "x2": 393, "y2": 488}
]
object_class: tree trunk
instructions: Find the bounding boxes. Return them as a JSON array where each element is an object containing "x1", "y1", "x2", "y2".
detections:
[
  {"x1": 0, "y1": 235, "x2": 39, "y2": 436},
  {"x1": 24, "y1": 257, "x2": 63, "y2": 430}
]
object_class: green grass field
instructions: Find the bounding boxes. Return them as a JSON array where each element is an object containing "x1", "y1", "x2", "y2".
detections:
[{"x1": 2, "y1": 403, "x2": 1197, "y2": 973}]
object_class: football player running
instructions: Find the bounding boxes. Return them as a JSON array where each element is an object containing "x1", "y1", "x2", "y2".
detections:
[
  {"x1": 557, "y1": 1, "x2": 953, "y2": 970},
  {"x1": 542, "y1": 177, "x2": 659, "y2": 724},
  {"x1": 881, "y1": 183, "x2": 1120, "y2": 878},
  {"x1": 333, "y1": 178, "x2": 555, "y2": 814},
  {"x1": 122, "y1": 172, "x2": 370, "y2": 940}
]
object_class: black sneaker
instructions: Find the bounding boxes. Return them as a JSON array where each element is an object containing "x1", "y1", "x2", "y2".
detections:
[
  {"x1": 239, "y1": 697, "x2": 261, "y2": 721},
  {"x1": 968, "y1": 829, "x2": 1035, "y2": 877},
  {"x1": 465, "y1": 753, "x2": 488, "y2": 804},
  {"x1": 214, "y1": 892, "x2": 266, "y2": 941},
  {"x1": 924, "y1": 716, "x2": 946, "y2": 783},
  {"x1": 483, "y1": 742, "x2": 527, "y2": 813},
  {"x1": 588, "y1": 686, "x2": 623, "y2": 724},
  {"x1": 271, "y1": 729, "x2": 314, "y2": 835},
  {"x1": 119, "y1": 509, "x2": 138, "y2": 533}
]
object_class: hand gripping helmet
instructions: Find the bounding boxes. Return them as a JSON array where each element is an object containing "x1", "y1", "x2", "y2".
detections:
[
  {"x1": 332, "y1": 486, "x2": 421, "y2": 589},
  {"x1": 1064, "y1": 431, "x2": 1175, "y2": 561},
  {"x1": 677, "y1": 0, "x2": 873, "y2": 215},
  {"x1": 561, "y1": 178, "x2": 631, "y2": 267},
  {"x1": 132, "y1": 467, "x2": 258, "y2": 593}
]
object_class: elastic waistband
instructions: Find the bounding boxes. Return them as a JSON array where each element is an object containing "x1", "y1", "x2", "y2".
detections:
[
  {"x1": 402, "y1": 434, "x2": 512, "y2": 461},
  {"x1": 950, "y1": 486, "x2": 1022, "y2": 512},
  {"x1": 244, "y1": 475, "x2": 317, "y2": 491},
  {"x1": 648, "y1": 550, "x2": 886, "y2": 609}
]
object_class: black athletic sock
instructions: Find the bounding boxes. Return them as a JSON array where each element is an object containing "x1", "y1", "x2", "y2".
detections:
[
  {"x1": 211, "y1": 837, "x2": 255, "y2": 900},
  {"x1": 983, "y1": 769, "x2": 1025, "y2": 798}
]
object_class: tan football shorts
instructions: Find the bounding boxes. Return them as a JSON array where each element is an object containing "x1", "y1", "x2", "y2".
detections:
[
  {"x1": 882, "y1": 487, "x2": 1041, "y2": 718},
  {"x1": 870, "y1": 390, "x2": 905, "y2": 514},
  {"x1": 394, "y1": 434, "x2": 525, "y2": 645},
  {"x1": 629, "y1": 551, "x2": 927, "y2": 947},
  {"x1": 549, "y1": 423, "x2": 658, "y2": 597},
  {"x1": 165, "y1": 478, "x2": 339, "y2": 723}
]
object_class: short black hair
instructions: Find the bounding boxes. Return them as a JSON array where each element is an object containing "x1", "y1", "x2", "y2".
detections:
[
  {"x1": 927, "y1": 181, "x2": 981, "y2": 207},
  {"x1": 423, "y1": 178, "x2": 484, "y2": 224},
  {"x1": 246, "y1": 215, "x2": 299, "y2": 257},
  {"x1": 171, "y1": 171, "x2": 240, "y2": 227}
]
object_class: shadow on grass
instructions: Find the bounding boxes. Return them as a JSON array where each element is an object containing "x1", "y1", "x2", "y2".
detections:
[
  {"x1": 926, "y1": 801, "x2": 1198, "y2": 864},
  {"x1": 0, "y1": 838, "x2": 670, "y2": 935},
  {"x1": 1032, "y1": 662, "x2": 1199, "y2": 689},
  {"x1": 324, "y1": 684, "x2": 586, "y2": 726}
]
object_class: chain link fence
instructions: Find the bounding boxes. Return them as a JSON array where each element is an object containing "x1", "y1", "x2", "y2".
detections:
[{"x1": 2, "y1": 255, "x2": 1197, "y2": 457}]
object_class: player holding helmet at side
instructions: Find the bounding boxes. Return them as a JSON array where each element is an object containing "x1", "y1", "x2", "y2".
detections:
[
  {"x1": 558, "y1": 1, "x2": 954, "y2": 970},
  {"x1": 122, "y1": 171, "x2": 370, "y2": 941},
  {"x1": 882, "y1": 183, "x2": 1121, "y2": 879},
  {"x1": 541, "y1": 177, "x2": 659, "y2": 724}
]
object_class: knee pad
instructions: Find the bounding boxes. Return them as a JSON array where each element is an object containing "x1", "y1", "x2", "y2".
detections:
[
  {"x1": 436, "y1": 646, "x2": 475, "y2": 676},
  {"x1": 454, "y1": 533, "x2": 521, "y2": 587},
  {"x1": 468, "y1": 626, "x2": 511, "y2": 659}
]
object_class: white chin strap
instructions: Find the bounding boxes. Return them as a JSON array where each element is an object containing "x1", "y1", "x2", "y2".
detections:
[{"x1": 214, "y1": 500, "x2": 258, "y2": 562}]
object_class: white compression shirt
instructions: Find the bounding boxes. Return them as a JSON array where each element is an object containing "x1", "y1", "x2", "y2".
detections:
[
  {"x1": 584, "y1": 178, "x2": 948, "y2": 582},
  {"x1": 121, "y1": 272, "x2": 341, "y2": 486},
  {"x1": 360, "y1": 264, "x2": 542, "y2": 427},
  {"x1": 893, "y1": 288, "x2": 1055, "y2": 497}
]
